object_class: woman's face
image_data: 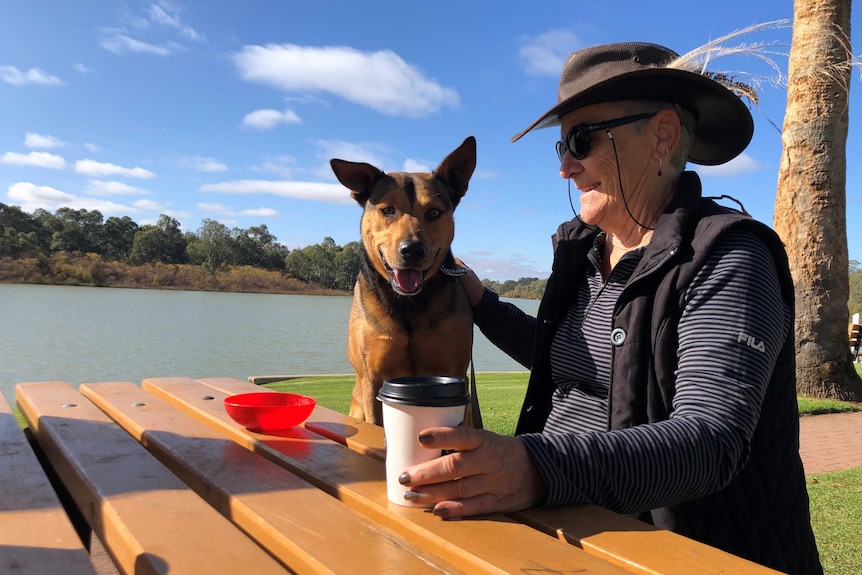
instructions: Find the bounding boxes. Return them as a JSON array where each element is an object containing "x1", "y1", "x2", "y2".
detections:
[{"x1": 558, "y1": 102, "x2": 658, "y2": 234}]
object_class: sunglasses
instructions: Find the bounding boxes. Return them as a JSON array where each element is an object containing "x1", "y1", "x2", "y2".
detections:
[{"x1": 555, "y1": 113, "x2": 656, "y2": 162}]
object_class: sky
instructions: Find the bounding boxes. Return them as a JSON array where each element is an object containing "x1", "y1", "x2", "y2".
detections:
[{"x1": 2, "y1": 1, "x2": 861, "y2": 282}]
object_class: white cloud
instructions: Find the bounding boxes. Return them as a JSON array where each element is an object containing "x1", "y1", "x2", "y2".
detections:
[
  {"x1": 6, "y1": 181, "x2": 138, "y2": 214},
  {"x1": 519, "y1": 29, "x2": 582, "y2": 76},
  {"x1": 198, "y1": 202, "x2": 279, "y2": 218},
  {"x1": 254, "y1": 155, "x2": 297, "y2": 178},
  {"x1": 73, "y1": 62, "x2": 93, "y2": 74},
  {"x1": 133, "y1": 198, "x2": 165, "y2": 211},
  {"x1": 85, "y1": 179, "x2": 150, "y2": 196},
  {"x1": 199, "y1": 180, "x2": 352, "y2": 205},
  {"x1": 198, "y1": 202, "x2": 231, "y2": 213},
  {"x1": 240, "y1": 207, "x2": 278, "y2": 217},
  {"x1": 233, "y1": 44, "x2": 459, "y2": 118},
  {"x1": 0, "y1": 65, "x2": 64, "y2": 86},
  {"x1": 0, "y1": 151, "x2": 66, "y2": 169},
  {"x1": 84, "y1": 143, "x2": 100, "y2": 152},
  {"x1": 318, "y1": 140, "x2": 389, "y2": 169},
  {"x1": 8, "y1": 182, "x2": 76, "y2": 204},
  {"x1": 148, "y1": 3, "x2": 203, "y2": 41},
  {"x1": 402, "y1": 158, "x2": 431, "y2": 172},
  {"x1": 75, "y1": 159, "x2": 157, "y2": 179},
  {"x1": 695, "y1": 153, "x2": 763, "y2": 177},
  {"x1": 148, "y1": 4, "x2": 180, "y2": 27},
  {"x1": 178, "y1": 156, "x2": 228, "y2": 172},
  {"x1": 25, "y1": 133, "x2": 66, "y2": 149},
  {"x1": 242, "y1": 108, "x2": 302, "y2": 130},
  {"x1": 100, "y1": 33, "x2": 172, "y2": 56}
]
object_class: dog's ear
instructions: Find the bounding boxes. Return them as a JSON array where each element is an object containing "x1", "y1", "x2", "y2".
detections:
[
  {"x1": 433, "y1": 136, "x2": 476, "y2": 209},
  {"x1": 330, "y1": 159, "x2": 386, "y2": 206}
]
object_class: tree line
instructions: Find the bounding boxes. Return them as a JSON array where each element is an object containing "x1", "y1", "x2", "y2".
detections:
[
  {"x1": 0, "y1": 203, "x2": 546, "y2": 297},
  {"x1": 0, "y1": 203, "x2": 362, "y2": 291}
]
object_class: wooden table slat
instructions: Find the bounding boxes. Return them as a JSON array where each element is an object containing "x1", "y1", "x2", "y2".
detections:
[
  {"x1": 197, "y1": 377, "x2": 387, "y2": 459},
  {"x1": 143, "y1": 376, "x2": 634, "y2": 575},
  {"x1": 1, "y1": 391, "x2": 96, "y2": 575},
  {"x1": 203, "y1": 378, "x2": 780, "y2": 575},
  {"x1": 79, "y1": 380, "x2": 464, "y2": 575},
  {"x1": 15, "y1": 382, "x2": 288, "y2": 575}
]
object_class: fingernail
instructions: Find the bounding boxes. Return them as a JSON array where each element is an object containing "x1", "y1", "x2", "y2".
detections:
[
  {"x1": 398, "y1": 472, "x2": 411, "y2": 485},
  {"x1": 433, "y1": 506, "x2": 450, "y2": 518},
  {"x1": 418, "y1": 433, "x2": 434, "y2": 445},
  {"x1": 403, "y1": 491, "x2": 420, "y2": 501}
]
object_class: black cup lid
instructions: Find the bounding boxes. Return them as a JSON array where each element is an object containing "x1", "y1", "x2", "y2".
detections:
[{"x1": 377, "y1": 376, "x2": 469, "y2": 407}]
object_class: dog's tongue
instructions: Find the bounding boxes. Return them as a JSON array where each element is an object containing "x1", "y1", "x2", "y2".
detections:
[{"x1": 394, "y1": 269, "x2": 423, "y2": 293}]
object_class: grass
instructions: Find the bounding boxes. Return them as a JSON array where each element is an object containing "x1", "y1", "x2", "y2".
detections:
[
  {"x1": 807, "y1": 468, "x2": 862, "y2": 575},
  {"x1": 798, "y1": 396, "x2": 862, "y2": 415},
  {"x1": 263, "y1": 372, "x2": 528, "y2": 436},
  {"x1": 264, "y1": 372, "x2": 862, "y2": 431},
  {"x1": 265, "y1": 372, "x2": 862, "y2": 575}
]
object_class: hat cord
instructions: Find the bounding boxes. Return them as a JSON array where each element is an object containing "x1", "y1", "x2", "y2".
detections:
[
  {"x1": 565, "y1": 131, "x2": 656, "y2": 232},
  {"x1": 607, "y1": 130, "x2": 655, "y2": 231}
]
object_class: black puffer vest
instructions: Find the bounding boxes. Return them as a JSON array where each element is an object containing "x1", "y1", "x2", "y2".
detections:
[{"x1": 516, "y1": 173, "x2": 822, "y2": 574}]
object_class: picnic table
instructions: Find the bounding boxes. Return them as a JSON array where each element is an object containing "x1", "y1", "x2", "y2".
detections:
[{"x1": 5, "y1": 376, "x2": 784, "y2": 574}]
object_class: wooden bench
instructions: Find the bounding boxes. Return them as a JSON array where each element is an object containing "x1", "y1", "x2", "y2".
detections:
[
  {"x1": 0, "y1": 392, "x2": 96, "y2": 575},
  {"x1": 195, "y1": 376, "x2": 782, "y2": 575},
  {"x1": 849, "y1": 323, "x2": 861, "y2": 361},
  {"x1": 16, "y1": 382, "x2": 289, "y2": 575}
]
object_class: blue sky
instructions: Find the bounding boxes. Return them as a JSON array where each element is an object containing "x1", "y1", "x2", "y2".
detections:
[{"x1": 1, "y1": 1, "x2": 860, "y2": 281}]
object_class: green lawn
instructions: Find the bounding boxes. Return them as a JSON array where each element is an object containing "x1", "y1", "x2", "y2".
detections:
[{"x1": 265, "y1": 372, "x2": 861, "y2": 575}]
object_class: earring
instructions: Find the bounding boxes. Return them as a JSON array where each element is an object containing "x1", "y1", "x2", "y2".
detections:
[{"x1": 657, "y1": 149, "x2": 668, "y2": 177}]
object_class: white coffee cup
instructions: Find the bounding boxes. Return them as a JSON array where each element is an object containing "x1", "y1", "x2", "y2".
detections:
[{"x1": 377, "y1": 376, "x2": 469, "y2": 507}]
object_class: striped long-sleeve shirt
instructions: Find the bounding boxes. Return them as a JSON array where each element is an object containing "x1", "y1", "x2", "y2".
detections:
[{"x1": 473, "y1": 228, "x2": 790, "y2": 514}]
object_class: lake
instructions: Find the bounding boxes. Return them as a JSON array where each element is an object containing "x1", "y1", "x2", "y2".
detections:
[{"x1": 0, "y1": 283, "x2": 538, "y2": 401}]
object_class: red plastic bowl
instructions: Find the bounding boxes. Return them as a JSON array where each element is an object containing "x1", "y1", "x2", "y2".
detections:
[{"x1": 223, "y1": 392, "x2": 316, "y2": 432}]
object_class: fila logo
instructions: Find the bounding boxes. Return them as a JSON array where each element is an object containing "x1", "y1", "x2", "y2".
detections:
[{"x1": 737, "y1": 332, "x2": 766, "y2": 353}]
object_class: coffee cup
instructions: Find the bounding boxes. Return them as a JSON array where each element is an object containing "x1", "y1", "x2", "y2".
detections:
[{"x1": 377, "y1": 376, "x2": 469, "y2": 507}]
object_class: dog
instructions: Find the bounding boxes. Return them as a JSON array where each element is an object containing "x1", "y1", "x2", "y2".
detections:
[{"x1": 330, "y1": 136, "x2": 481, "y2": 427}]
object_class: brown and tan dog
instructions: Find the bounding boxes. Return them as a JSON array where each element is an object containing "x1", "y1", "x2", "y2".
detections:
[{"x1": 330, "y1": 136, "x2": 481, "y2": 427}]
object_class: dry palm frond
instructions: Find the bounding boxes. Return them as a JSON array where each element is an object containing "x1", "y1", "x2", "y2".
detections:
[{"x1": 666, "y1": 19, "x2": 793, "y2": 107}]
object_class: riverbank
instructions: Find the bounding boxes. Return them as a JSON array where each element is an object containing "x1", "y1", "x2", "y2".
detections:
[{"x1": 0, "y1": 253, "x2": 348, "y2": 295}]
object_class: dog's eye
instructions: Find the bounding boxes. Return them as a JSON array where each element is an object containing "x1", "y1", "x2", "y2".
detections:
[
  {"x1": 426, "y1": 208, "x2": 443, "y2": 220},
  {"x1": 380, "y1": 206, "x2": 396, "y2": 217}
]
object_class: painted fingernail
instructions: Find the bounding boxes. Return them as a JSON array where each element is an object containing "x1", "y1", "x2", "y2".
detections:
[
  {"x1": 398, "y1": 472, "x2": 411, "y2": 485},
  {"x1": 433, "y1": 506, "x2": 450, "y2": 518},
  {"x1": 418, "y1": 433, "x2": 434, "y2": 445},
  {"x1": 403, "y1": 491, "x2": 420, "y2": 501}
]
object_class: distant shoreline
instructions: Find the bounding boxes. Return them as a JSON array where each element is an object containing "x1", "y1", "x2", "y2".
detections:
[{"x1": 0, "y1": 253, "x2": 349, "y2": 296}]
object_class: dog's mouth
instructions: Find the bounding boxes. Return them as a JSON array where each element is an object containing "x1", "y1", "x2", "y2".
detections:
[{"x1": 379, "y1": 248, "x2": 436, "y2": 296}]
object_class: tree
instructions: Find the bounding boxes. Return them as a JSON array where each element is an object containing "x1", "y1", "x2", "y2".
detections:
[
  {"x1": 186, "y1": 219, "x2": 236, "y2": 270},
  {"x1": 773, "y1": 0, "x2": 862, "y2": 400},
  {"x1": 234, "y1": 224, "x2": 289, "y2": 270},
  {"x1": 50, "y1": 207, "x2": 103, "y2": 254},
  {"x1": 130, "y1": 215, "x2": 188, "y2": 264},
  {"x1": 0, "y1": 203, "x2": 49, "y2": 256},
  {"x1": 333, "y1": 241, "x2": 361, "y2": 290},
  {"x1": 100, "y1": 216, "x2": 139, "y2": 261}
]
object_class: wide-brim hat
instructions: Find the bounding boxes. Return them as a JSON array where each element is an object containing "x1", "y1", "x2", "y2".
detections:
[{"x1": 511, "y1": 42, "x2": 754, "y2": 165}]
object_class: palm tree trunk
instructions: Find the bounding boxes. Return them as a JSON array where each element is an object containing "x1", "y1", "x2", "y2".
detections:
[{"x1": 774, "y1": 0, "x2": 862, "y2": 400}]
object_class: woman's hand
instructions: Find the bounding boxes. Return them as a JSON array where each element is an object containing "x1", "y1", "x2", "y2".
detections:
[
  {"x1": 452, "y1": 257, "x2": 484, "y2": 306},
  {"x1": 398, "y1": 426, "x2": 545, "y2": 519}
]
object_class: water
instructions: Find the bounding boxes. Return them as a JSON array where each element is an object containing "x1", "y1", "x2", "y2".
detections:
[{"x1": 0, "y1": 283, "x2": 537, "y2": 400}]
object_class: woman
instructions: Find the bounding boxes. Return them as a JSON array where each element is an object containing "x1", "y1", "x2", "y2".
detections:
[{"x1": 398, "y1": 42, "x2": 822, "y2": 574}]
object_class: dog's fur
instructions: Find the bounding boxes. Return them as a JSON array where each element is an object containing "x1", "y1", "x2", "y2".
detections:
[{"x1": 330, "y1": 137, "x2": 479, "y2": 426}]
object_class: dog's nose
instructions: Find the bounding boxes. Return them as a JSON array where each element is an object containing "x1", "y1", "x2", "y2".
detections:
[{"x1": 398, "y1": 240, "x2": 426, "y2": 263}]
